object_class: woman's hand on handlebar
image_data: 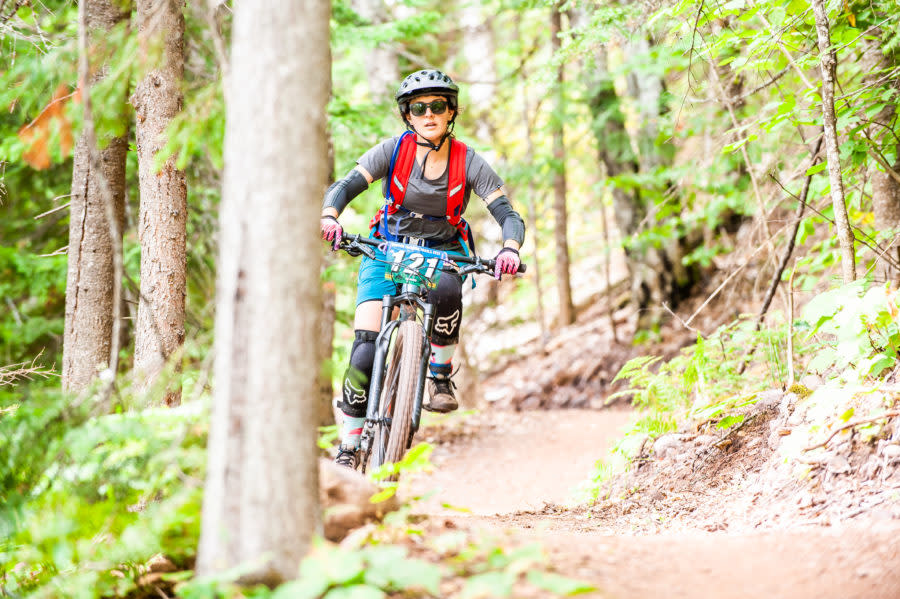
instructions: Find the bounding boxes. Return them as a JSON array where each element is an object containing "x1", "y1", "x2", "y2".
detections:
[
  {"x1": 320, "y1": 215, "x2": 343, "y2": 251},
  {"x1": 494, "y1": 247, "x2": 521, "y2": 280},
  {"x1": 333, "y1": 232, "x2": 526, "y2": 276}
]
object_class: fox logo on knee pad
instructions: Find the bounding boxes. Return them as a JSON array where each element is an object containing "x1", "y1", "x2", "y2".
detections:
[
  {"x1": 434, "y1": 310, "x2": 460, "y2": 336},
  {"x1": 343, "y1": 379, "x2": 367, "y2": 406}
]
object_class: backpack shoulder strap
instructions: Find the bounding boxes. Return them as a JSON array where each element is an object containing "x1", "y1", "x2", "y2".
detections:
[
  {"x1": 387, "y1": 131, "x2": 417, "y2": 209},
  {"x1": 446, "y1": 138, "x2": 467, "y2": 225}
]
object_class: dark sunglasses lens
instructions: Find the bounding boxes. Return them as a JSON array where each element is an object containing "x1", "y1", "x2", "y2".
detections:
[{"x1": 409, "y1": 100, "x2": 448, "y2": 116}]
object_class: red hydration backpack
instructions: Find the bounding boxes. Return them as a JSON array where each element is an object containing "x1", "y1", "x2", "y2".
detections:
[{"x1": 369, "y1": 131, "x2": 471, "y2": 246}]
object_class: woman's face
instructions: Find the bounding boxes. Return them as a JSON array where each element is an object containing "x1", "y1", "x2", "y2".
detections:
[{"x1": 406, "y1": 94, "x2": 455, "y2": 145}]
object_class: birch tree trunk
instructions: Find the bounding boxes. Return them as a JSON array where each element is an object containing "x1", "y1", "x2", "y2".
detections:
[
  {"x1": 131, "y1": 0, "x2": 188, "y2": 406},
  {"x1": 812, "y1": 0, "x2": 856, "y2": 283},
  {"x1": 551, "y1": 4, "x2": 575, "y2": 326},
  {"x1": 197, "y1": 0, "x2": 330, "y2": 584},
  {"x1": 62, "y1": 0, "x2": 130, "y2": 393}
]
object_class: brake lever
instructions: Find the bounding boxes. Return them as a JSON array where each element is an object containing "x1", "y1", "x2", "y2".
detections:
[
  {"x1": 349, "y1": 242, "x2": 376, "y2": 259},
  {"x1": 458, "y1": 263, "x2": 493, "y2": 277},
  {"x1": 339, "y1": 235, "x2": 375, "y2": 258}
]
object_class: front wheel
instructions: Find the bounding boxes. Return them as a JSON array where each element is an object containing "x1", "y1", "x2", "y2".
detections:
[{"x1": 372, "y1": 320, "x2": 422, "y2": 481}]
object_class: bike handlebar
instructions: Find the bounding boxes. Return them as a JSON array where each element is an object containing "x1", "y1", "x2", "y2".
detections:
[{"x1": 338, "y1": 233, "x2": 527, "y2": 276}]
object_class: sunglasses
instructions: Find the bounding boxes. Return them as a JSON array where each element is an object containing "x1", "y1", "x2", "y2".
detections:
[{"x1": 409, "y1": 99, "x2": 448, "y2": 117}]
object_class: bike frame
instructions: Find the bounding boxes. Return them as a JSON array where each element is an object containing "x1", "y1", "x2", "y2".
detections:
[
  {"x1": 359, "y1": 282, "x2": 435, "y2": 464},
  {"x1": 336, "y1": 233, "x2": 524, "y2": 471}
]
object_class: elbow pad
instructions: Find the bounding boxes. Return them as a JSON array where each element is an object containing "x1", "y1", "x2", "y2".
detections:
[
  {"x1": 486, "y1": 195, "x2": 526, "y2": 247},
  {"x1": 323, "y1": 169, "x2": 369, "y2": 214}
]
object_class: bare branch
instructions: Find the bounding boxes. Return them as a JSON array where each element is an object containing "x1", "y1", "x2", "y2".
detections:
[
  {"x1": 768, "y1": 174, "x2": 900, "y2": 272},
  {"x1": 681, "y1": 240, "x2": 770, "y2": 329},
  {"x1": 0, "y1": 353, "x2": 56, "y2": 388},
  {"x1": 34, "y1": 200, "x2": 71, "y2": 220},
  {"x1": 804, "y1": 411, "x2": 900, "y2": 451},
  {"x1": 703, "y1": 43, "x2": 776, "y2": 252},
  {"x1": 755, "y1": 133, "x2": 825, "y2": 328}
]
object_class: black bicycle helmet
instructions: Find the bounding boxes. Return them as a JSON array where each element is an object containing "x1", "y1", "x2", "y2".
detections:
[{"x1": 395, "y1": 69, "x2": 459, "y2": 112}]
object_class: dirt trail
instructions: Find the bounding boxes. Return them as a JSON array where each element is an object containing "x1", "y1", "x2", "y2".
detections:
[
  {"x1": 403, "y1": 409, "x2": 900, "y2": 599},
  {"x1": 406, "y1": 409, "x2": 634, "y2": 515}
]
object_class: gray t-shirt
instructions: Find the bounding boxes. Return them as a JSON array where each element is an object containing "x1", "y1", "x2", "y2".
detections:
[{"x1": 358, "y1": 136, "x2": 504, "y2": 242}]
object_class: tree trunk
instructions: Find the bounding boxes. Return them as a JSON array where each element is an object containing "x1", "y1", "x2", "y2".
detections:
[
  {"x1": 316, "y1": 133, "x2": 337, "y2": 428},
  {"x1": 591, "y1": 36, "x2": 700, "y2": 333},
  {"x1": 197, "y1": 0, "x2": 330, "y2": 584},
  {"x1": 568, "y1": 9, "x2": 619, "y2": 342},
  {"x1": 62, "y1": 0, "x2": 129, "y2": 393},
  {"x1": 811, "y1": 0, "x2": 856, "y2": 283},
  {"x1": 626, "y1": 37, "x2": 667, "y2": 172},
  {"x1": 862, "y1": 30, "x2": 900, "y2": 285},
  {"x1": 872, "y1": 151, "x2": 900, "y2": 284},
  {"x1": 317, "y1": 280, "x2": 337, "y2": 427},
  {"x1": 131, "y1": 0, "x2": 188, "y2": 406},
  {"x1": 550, "y1": 4, "x2": 575, "y2": 327}
]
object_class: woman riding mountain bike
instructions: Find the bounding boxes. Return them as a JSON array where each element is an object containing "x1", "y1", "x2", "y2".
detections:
[{"x1": 321, "y1": 69, "x2": 525, "y2": 469}]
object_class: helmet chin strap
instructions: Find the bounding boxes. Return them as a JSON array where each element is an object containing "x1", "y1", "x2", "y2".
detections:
[{"x1": 404, "y1": 118, "x2": 456, "y2": 172}]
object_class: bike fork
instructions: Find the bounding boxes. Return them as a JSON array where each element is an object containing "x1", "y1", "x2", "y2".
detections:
[{"x1": 410, "y1": 304, "x2": 435, "y2": 440}]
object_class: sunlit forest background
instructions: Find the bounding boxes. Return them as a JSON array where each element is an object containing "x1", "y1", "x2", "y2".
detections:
[{"x1": 3, "y1": 0, "x2": 900, "y2": 595}]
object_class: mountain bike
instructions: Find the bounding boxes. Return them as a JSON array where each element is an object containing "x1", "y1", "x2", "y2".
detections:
[{"x1": 337, "y1": 233, "x2": 525, "y2": 480}]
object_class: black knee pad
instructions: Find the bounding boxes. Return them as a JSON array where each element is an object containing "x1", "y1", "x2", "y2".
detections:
[
  {"x1": 428, "y1": 272, "x2": 463, "y2": 346},
  {"x1": 338, "y1": 330, "x2": 378, "y2": 418}
]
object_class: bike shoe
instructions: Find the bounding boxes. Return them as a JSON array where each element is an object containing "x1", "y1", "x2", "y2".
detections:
[
  {"x1": 334, "y1": 445, "x2": 360, "y2": 469},
  {"x1": 425, "y1": 376, "x2": 458, "y2": 413}
]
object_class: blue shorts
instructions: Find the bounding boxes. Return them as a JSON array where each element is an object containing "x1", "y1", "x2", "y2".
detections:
[{"x1": 355, "y1": 236, "x2": 469, "y2": 306}]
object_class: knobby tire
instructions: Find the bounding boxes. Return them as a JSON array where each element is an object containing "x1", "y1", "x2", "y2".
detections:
[
  {"x1": 372, "y1": 330, "x2": 403, "y2": 469},
  {"x1": 379, "y1": 320, "x2": 422, "y2": 482}
]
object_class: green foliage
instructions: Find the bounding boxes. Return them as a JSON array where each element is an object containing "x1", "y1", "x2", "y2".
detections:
[
  {"x1": 586, "y1": 317, "x2": 790, "y2": 499},
  {"x1": 6, "y1": 0, "x2": 900, "y2": 594},
  {"x1": 799, "y1": 279, "x2": 900, "y2": 379},
  {"x1": 159, "y1": 83, "x2": 225, "y2": 171},
  {"x1": 0, "y1": 378, "x2": 207, "y2": 598},
  {"x1": 366, "y1": 442, "x2": 435, "y2": 502},
  {"x1": 0, "y1": 248, "x2": 67, "y2": 364},
  {"x1": 609, "y1": 319, "x2": 783, "y2": 414},
  {"x1": 178, "y1": 518, "x2": 594, "y2": 599}
]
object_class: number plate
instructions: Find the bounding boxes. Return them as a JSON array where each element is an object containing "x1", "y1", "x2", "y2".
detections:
[{"x1": 382, "y1": 242, "x2": 448, "y2": 289}]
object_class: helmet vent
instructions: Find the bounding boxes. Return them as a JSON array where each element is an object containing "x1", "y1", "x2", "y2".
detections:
[{"x1": 396, "y1": 69, "x2": 459, "y2": 105}]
